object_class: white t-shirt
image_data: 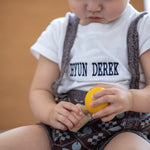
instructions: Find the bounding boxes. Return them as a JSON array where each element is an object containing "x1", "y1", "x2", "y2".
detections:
[{"x1": 31, "y1": 4, "x2": 150, "y2": 93}]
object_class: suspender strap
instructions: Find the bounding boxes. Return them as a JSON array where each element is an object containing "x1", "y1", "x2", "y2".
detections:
[
  {"x1": 51, "y1": 15, "x2": 79, "y2": 95},
  {"x1": 127, "y1": 12, "x2": 148, "y2": 89}
]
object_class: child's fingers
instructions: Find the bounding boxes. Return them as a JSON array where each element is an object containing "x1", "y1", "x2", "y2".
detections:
[
  {"x1": 92, "y1": 103, "x2": 118, "y2": 122},
  {"x1": 91, "y1": 94, "x2": 114, "y2": 107},
  {"x1": 101, "y1": 113, "x2": 117, "y2": 122},
  {"x1": 92, "y1": 88, "x2": 115, "y2": 99},
  {"x1": 58, "y1": 108, "x2": 80, "y2": 128},
  {"x1": 95, "y1": 84, "x2": 116, "y2": 89},
  {"x1": 61, "y1": 102, "x2": 82, "y2": 116},
  {"x1": 57, "y1": 122, "x2": 68, "y2": 130},
  {"x1": 56, "y1": 102, "x2": 82, "y2": 129},
  {"x1": 54, "y1": 120, "x2": 68, "y2": 130},
  {"x1": 92, "y1": 104, "x2": 119, "y2": 120},
  {"x1": 56, "y1": 114, "x2": 75, "y2": 130}
]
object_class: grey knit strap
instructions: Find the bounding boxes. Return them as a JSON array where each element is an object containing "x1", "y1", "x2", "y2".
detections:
[
  {"x1": 127, "y1": 12, "x2": 148, "y2": 89},
  {"x1": 51, "y1": 15, "x2": 80, "y2": 95}
]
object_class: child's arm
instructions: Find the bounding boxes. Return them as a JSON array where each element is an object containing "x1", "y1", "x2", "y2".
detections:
[
  {"x1": 129, "y1": 49, "x2": 150, "y2": 112},
  {"x1": 29, "y1": 55, "x2": 81, "y2": 130},
  {"x1": 91, "y1": 49, "x2": 150, "y2": 122}
]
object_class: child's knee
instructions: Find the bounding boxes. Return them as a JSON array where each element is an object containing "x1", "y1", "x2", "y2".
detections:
[
  {"x1": 0, "y1": 125, "x2": 51, "y2": 150},
  {"x1": 104, "y1": 132, "x2": 150, "y2": 150}
]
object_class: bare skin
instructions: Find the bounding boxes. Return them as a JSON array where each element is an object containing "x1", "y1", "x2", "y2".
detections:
[
  {"x1": 0, "y1": 0, "x2": 150, "y2": 150},
  {"x1": 104, "y1": 132, "x2": 150, "y2": 150},
  {"x1": 0, "y1": 125, "x2": 51, "y2": 150}
]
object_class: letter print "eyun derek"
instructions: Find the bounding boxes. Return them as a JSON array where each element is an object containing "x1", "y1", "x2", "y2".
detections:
[{"x1": 69, "y1": 62, "x2": 119, "y2": 77}]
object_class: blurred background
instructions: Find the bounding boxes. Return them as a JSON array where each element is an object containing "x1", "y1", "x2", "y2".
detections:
[{"x1": 0, "y1": 0, "x2": 146, "y2": 131}]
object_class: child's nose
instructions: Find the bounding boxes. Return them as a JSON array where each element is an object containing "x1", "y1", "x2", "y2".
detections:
[{"x1": 86, "y1": 0, "x2": 102, "y2": 12}]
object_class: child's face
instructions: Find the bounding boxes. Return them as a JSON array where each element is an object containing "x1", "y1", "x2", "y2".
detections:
[{"x1": 68, "y1": 0, "x2": 129, "y2": 25}]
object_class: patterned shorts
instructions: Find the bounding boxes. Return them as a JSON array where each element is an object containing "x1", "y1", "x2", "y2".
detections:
[
  {"x1": 38, "y1": 90, "x2": 150, "y2": 150},
  {"x1": 38, "y1": 123, "x2": 149, "y2": 150}
]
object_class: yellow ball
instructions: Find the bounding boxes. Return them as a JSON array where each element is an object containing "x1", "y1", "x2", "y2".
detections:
[{"x1": 85, "y1": 87, "x2": 108, "y2": 114}]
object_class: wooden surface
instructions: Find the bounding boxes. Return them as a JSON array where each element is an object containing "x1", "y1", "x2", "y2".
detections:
[{"x1": 0, "y1": 0, "x2": 144, "y2": 130}]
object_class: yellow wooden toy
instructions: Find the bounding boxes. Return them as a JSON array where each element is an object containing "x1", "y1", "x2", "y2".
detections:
[
  {"x1": 85, "y1": 87, "x2": 109, "y2": 114},
  {"x1": 71, "y1": 87, "x2": 109, "y2": 132}
]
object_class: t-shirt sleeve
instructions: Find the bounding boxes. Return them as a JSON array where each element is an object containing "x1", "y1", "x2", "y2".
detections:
[
  {"x1": 30, "y1": 20, "x2": 60, "y2": 63},
  {"x1": 139, "y1": 13, "x2": 150, "y2": 56}
]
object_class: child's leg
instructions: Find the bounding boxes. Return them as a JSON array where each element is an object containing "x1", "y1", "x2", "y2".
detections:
[
  {"x1": 0, "y1": 125, "x2": 51, "y2": 150},
  {"x1": 104, "y1": 132, "x2": 150, "y2": 150}
]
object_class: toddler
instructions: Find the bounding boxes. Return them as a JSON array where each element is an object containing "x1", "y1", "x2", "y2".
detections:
[{"x1": 0, "y1": 0, "x2": 150, "y2": 150}]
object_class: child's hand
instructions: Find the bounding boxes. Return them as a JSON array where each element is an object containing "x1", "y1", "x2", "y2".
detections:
[
  {"x1": 48, "y1": 101, "x2": 82, "y2": 130},
  {"x1": 91, "y1": 84, "x2": 133, "y2": 122}
]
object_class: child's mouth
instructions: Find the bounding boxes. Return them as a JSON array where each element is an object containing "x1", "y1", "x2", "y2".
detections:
[{"x1": 89, "y1": 16, "x2": 103, "y2": 21}]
